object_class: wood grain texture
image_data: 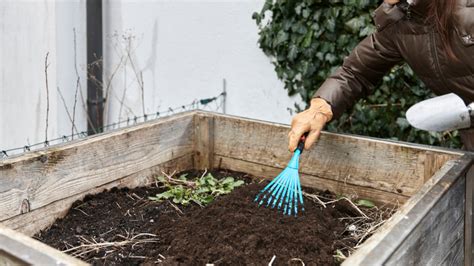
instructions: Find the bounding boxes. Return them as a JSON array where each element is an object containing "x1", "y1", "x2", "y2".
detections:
[
  {"x1": 0, "y1": 225, "x2": 87, "y2": 266},
  {"x1": 0, "y1": 249, "x2": 29, "y2": 266},
  {"x1": 386, "y1": 176, "x2": 465, "y2": 265},
  {"x1": 343, "y1": 155, "x2": 472, "y2": 265},
  {"x1": 212, "y1": 115, "x2": 460, "y2": 197},
  {"x1": 1, "y1": 154, "x2": 194, "y2": 236},
  {"x1": 0, "y1": 113, "x2": 194, "y2": 222},
  {"x1": 215, "y1": 155, "x2": 408, "y2": 206},
  {"x1": 193, "y1": 114, "x2": 215, "y2": 170},
  {"x1": 465, "y1": 165, "x2": 474, "y2": 266},
  {"x1": 422, "y1": 152, "x2": 456, "y2": 183}
]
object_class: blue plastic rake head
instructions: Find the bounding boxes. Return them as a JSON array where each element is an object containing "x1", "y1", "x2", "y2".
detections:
[{"x1": 255, "y1": 134, "x2": 307, "y2": 216}]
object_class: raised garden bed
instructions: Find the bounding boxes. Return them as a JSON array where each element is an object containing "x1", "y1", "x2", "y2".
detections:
[{"x1": 0, "y1": 111, "x2": 473, "y2": 265}]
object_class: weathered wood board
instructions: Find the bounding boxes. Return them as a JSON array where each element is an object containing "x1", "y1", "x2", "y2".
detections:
[{"x1": 215, "y1": 155, "x2": 409, "y2": 206}]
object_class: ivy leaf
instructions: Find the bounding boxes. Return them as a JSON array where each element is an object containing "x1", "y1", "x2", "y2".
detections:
[
  {"x1": 274, "y1": 30, "x2": 289, "y2": 46},
  {"x1": 252, "y1": 12, "x2": 261, "y2": 24},
  {"x1": 288, "y1": 45, "x2": 299, "y2": 61},
  {"x1": 302, "y1": 30, "x2": 313, "y2": 48}
]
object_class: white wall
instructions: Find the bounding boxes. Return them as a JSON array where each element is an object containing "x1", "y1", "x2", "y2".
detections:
[
  {"x1": 0, "y1": 0, "x2": 88, "y2": 153},
  {"x1": 103, "y1": 0, "x2": 301, "y2": 125},
  {"x1": 0, "y1": 0, "x2": 300, "y2": 154}
]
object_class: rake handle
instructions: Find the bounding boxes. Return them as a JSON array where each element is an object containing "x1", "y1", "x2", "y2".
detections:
[{"x1": 296, "y1": 132, "x2": 309, "y2": 153}]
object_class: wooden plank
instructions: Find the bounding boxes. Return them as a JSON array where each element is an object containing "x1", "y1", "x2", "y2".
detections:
[
  {"x1": 0, "y1": 249, "x2": 29, "y2": 266},
  {"x1": 465, "y1": 164, "x2": 474, "y2": 266},
  {"x1": 194, "y1": 114, "x2": 215, "y2": 170},
  {"x1": 385, "y1": 176, "x2": 465, "y2": 265},
  {"x1": 0, "y1": 112, "x2": 194, "y2": 222},
  {"x1": 1, "y1": 154, "x2": 194, "y2": 236},
  {"x1": 215, "y1": 155, "x2": 408, "y2": 206},
  {"x1": 212, "y1": 115, "x2": 460, "y2": 198},
  {"x1": 343, "y1": 155, "x2": 472, "y2": 265},
  {"x1": 0, "y1": 225, "x2": 87, "y2": 266},
  {"x1": 422, "y1": 151, "x2": 456, "y2": 182}
]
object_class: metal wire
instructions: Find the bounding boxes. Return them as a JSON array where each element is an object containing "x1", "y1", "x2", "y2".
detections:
[{"x1": 1, "y1": 92, "x2": 225, "y2": 158}]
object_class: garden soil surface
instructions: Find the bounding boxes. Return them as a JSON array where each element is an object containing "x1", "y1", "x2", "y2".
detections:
[{"x1": 36, "y1": 170, "x2": 367, "y2": 265}]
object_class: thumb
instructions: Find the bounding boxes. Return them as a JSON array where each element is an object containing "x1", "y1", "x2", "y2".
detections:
[
  {"x1": 304, "y1": 130, "x2": 321, "y2": 150},
  {"x1": 288, "y1": 130, "x2": 303, "y2": 152}
]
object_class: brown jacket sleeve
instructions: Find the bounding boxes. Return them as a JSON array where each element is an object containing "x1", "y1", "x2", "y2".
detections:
[{"x1": 313, "y1": 4, "x2": 404, "y2": 119}]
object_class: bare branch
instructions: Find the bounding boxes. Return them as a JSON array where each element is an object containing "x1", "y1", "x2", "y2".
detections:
[
  {"x1": 73, "y1": 28, "x2": 97, "y2": 135},
  {"x1": 57, "y1": 86, "x2": 79, "y2": 135},
  {"x1": 44, "y1": 52, "x2": 50, "y2": 143},
  {"x1": 72, "y1": 28, "x2": 81, "y2": 138}
]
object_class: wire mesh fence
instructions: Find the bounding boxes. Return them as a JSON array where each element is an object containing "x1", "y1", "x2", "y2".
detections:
[{"x1": 0, "y1": 91, "x2": 226, "y2": 159}]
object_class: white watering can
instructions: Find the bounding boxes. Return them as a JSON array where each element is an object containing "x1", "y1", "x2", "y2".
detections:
[{"x1": 406, "y1": 93, "x2": 474, "y2": 132}]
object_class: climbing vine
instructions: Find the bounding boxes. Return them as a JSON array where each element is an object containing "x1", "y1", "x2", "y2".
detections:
[{"x1": 253, "y1": 0, "x2": 461, "y2": 148}]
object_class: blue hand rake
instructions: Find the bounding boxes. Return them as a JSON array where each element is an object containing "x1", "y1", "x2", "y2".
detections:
[{"x1": 255, "y1": 134, "x2": 307, "y2": 216}]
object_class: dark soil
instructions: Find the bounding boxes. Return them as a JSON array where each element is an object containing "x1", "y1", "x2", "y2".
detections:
[{"x1": 36, "y1": 170, "x2": 366, "y2": 265}]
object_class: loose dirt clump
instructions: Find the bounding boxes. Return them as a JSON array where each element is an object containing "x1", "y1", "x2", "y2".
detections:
[{"x1": 36, "y1": 170, "x2": 392, "y2": 265}]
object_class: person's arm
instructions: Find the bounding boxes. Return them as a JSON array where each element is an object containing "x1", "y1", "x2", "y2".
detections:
[
  {"x1": 314, "y1": 21, "x2": 403, "y2": 118},
  {"x1": 289, "y1": 3, "x2": 404, "y2": 151}
]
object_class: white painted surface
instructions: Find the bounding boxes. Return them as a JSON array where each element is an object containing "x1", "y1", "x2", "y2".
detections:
[
  {"x1": 0, "y1": 0, "x2": 88, "y2": 153},
  {"x1": 103, "y1": 0, "x2": 301, "y2": 124},
  {"x1": 0, "y1": 0, "x2": 300, "y2": 153}
]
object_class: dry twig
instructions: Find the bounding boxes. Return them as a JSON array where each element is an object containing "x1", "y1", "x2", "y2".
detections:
[
  {"x1": 57, "y1": 86, "x2": 79, "y2": 135},
  {"x1": 64, "y1": 233, "x2": 159, "y2": 259},
  {"x1": 289, "y1": 258, "x2": 305, "y2": 265},
  {"x1": 168, "y1": 200, "x2": 184, "y2": 215},
  {"x1": 302, "y1": 191, "x2": 327, "y2": 208},
  {"x1": 303, "y1": 190, "x2": 396, "y2": 261},
  {"x1": 161, "y1": 170, "x2": 197, "y2": 188}
]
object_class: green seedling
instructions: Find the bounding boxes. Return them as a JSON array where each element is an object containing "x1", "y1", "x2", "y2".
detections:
[
  {"x1": 355, "y1": 199, "x2": 375, "y2": 208},
  {"x1": 333, "y1": 249, "x2": 347, "y2": 263},
  {"x1": 149, "y1": 173, "x2": 245, "y2": 206}
]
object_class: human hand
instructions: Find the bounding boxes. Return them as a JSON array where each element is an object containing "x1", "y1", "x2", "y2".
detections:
[
  {"x1": 288, "y1": 98, "x2": 333, "y2": 152},
  {"x1": 384, "y1": 0, "x2": 400, "y2": 4}
]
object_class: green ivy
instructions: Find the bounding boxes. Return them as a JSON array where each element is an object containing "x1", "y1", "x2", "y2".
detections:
[{"x1": 253, "y1": 0, "x2": 461, "y2": 148}]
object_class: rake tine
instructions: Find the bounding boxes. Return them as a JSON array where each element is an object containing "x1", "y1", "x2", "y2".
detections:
[
  {"x1": 296, "y1": 173, "x2": 304, "y2": 212},
  {"x1": 276, "y1": 173, "x2": 291, "y2": 210},
  {"x1": 287, "y1": 175, "x2": 297, "y2": 216},
  {"x1": 293, "y1": 174, "x2": 299, "y2": 216},
  {"x1": 282, "y1": 174, "x2": 294, "y2": 215},
  {"x1": 267, "y1": 173, "x2": 289, "y2": 206},
  {"x1": 255, "y1": 170, "x2": 286, "y2": 201},
  {"x1": 271, "y1": 171, "x2": 292, "y2": 208},
  {"x1": 262, "y1": 174, "x2": 286, "y2": 206},
  {"x1": 255, "y1": 172, "x2": 284, "y2": 204}
]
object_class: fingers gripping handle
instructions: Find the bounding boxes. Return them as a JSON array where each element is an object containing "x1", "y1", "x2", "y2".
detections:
[{"x1": 296, "y1": 132, "x2": 309, "y2": 153}]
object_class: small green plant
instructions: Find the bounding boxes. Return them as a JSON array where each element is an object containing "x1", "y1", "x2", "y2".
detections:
[
  {"x1": 355, "y1": 199, "x2": 375, "y2": 208},
  {"x1": 149, "y1": 173, "x2": 245, "y2": 206},
  {"x1": 334, "y1": 249, "x2": 347, "y2": 264}
]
